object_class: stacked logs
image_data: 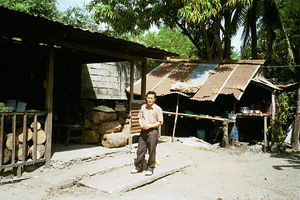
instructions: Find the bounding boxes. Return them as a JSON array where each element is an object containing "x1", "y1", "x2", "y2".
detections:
[
  {"x1": 3, "y1": 122, "x2": 46, "y2": 164},
  {"x1": 82, "y1": 110, "x2": 129, "y2": 148}
]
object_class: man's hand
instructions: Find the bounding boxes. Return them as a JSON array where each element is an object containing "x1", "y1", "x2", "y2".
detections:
[{"x1": 141, "y1": 123, "x2": 151, "y2": 130}]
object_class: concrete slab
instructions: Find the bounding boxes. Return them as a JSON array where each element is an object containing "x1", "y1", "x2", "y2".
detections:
[
  {"x1": 42, "y1": 152, "x2": 135, "y2": 190},
  {"x1": 79, "y1": 157, "x2": 192, "y2": 194},
  {"x1": 51, "y1": 144, "x2": 128, "y2": 167}
]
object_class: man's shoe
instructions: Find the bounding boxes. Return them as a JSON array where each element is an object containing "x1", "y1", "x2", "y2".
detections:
[
  {"x1": 131, "y1": 169, "x2": 142, "y2": 174},
  {"x1": 145, "y1": 170, "x2": 153, "y2": 176}
]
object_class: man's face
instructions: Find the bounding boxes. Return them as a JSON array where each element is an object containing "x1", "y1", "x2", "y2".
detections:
[{"x1": 146, "y1": 94, "x2": 156, "y2": 107}]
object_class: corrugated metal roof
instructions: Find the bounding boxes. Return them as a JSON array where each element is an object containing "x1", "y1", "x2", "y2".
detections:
[
  {"x1": 0, "y1": 6, "x2": 178, "y2": 62},
  {"x1": 218, "y1": 64, "x2": 261, "y2": 100},
  {"x1": 131, "y1": 59, "x2": 277, "y2": 102},
  {"x1": 251, "y1": 75, "x2": 280, "y2": 90}
]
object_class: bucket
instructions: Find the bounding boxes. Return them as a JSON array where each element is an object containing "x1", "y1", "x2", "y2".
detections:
[{"x1": 197, "y1": 130, "x2": 205, "y2": 139}]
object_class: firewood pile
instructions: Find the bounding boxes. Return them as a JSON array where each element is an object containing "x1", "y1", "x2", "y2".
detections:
[
  {"x1": 3, "y1": 121, "x2": 46, "y2": 164},
  {"x1": 82, "y1": 105, "x2": 130, "y2": 148}
]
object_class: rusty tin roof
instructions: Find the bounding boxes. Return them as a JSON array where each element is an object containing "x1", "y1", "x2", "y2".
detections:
[{"x1": 132, "y1": 59, "x2": 278, "y2": 102}]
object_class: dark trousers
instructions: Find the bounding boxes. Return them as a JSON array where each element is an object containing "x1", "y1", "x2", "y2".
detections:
[{"x1": 135, "y1": 128, "x2": 159, "y2": 172}]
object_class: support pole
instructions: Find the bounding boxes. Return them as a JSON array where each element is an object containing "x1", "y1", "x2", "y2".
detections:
[
  {"x1": 271, "y1": 91, "x2": 276, "y2": 122},
  {"x1": 129, "y1": 60, "x2": 135, "y2": 111},
  {"x1": 141, "y1": 60, "x2": 147, "y2": 100},
  {"x1": 45, "y1": 47, "x2": 54, "y2": 168},
  {"x1": 172, "y1": 94, "x2": 180, "y2": 143},
  {"x1": 292, "y1": 85, "x2": 300, "y2": 150},
  {"x1": 263, "y1": 115, "x2": 268, "y2": 152},
  {"x1": 222, "y1": 121, "x2": 229, "y2": 147}
]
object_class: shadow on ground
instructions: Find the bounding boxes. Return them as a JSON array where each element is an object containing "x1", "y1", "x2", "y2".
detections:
[{"x1": 271, "y1": 150, "x2": 300, "y2": 170}]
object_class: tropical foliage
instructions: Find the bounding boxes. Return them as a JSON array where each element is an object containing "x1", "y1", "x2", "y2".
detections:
[
  {"x1": 87, "y1": 0, "x2": 252, "y2": 60},
  {"x1": 0, "y1": 0, "x2": 59, "y2": 19}
]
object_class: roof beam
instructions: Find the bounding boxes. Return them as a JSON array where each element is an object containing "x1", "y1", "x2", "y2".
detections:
[{"x1": 56, "y1": 40, "x2": 147, "y2": 61}]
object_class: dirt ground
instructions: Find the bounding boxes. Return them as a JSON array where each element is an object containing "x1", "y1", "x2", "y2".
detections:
[{"x1": 1, "y1": 141, "x2": 299, "y2": 200}]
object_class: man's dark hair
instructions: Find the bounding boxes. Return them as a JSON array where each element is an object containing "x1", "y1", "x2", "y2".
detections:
[{"x1": 146, "y1": 91, "x2": 157, "y2": 98}]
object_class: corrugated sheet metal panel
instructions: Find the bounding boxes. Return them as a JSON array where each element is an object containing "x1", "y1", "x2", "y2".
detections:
[
  {"x1": 133, "y1": 62, "x2": 198, "y2": 96},
  {"x1": 220, "y1": 64, "x2": 260, "y2": 100},
  {"x1": 251, "y1": 75, "x2": 279, "y2": 90},
  {"x1": 132, "y1": 60, "x2": 266, "y2": 101},
  {"x1": 191, "y1": 64, "x2": 238, "y2": 101},
  {"x1": 133, "y1": 62, "x2": 175, "y2": 95},
  {"x1": 170, "y1": 63, "x2": 218, "y2": 93}
]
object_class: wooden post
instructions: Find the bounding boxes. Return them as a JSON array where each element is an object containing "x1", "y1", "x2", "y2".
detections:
[
  {"x1": 11, "y1": 114, "x2": 16, "y2": 164},
  {"x1": 45, "y1": 47, "x2": 54, "y2": 168},
  {"x1": 141, "y1": 60, "x2": 147, "y2": 100},
  {"x1": 22, "y1": 114, "x2": 27, "y2": 163},
  {"x1": 222, "y1": 121, "x2": 229, "y2": 147},
  {"x1": 129, "y1": 60, "x2": 135, "y2": 111},
  {"x1": 271, "y1": 91, "x2": 276, "y2": 122},
  {"x1": 233, "y1": 100, "x2": 237, "y2": 114},
  {"x1": 263, "y1": 115, "x2": 268, "y2": 152},
  {"x1": 0, "y1": 114, "x2": 4, "y2": 166},
  {"x1": 292, "y1": 85, "x2": 300, "y2": 150},
  {"x1": 33, "y1": 114, "x2": 38, "y2": 161},
  {"x1": 172, "y1": 94, "x2": 180, "y2": 143}
]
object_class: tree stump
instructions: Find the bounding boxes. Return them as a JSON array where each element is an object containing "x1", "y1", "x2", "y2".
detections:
[
  {"x1": 99, "y1": 121, "x2": 122, "y2": 135},
  {"x1": 102, "y1": 131, "x2": 128, "y2": 148},
  {"x1": 82, "y1": 130, "x2": 100, "y2": 143},
  {"x1": 30, "y1": 121, "x2": 42, "y2": 130},
  {"x1": 32, "y1": 129, "x2": 46, "y2": 145},
  {"x1": 29, "y1": 144, "x2": 45, "y2": 160},
  {"x1": 16, "y1": 143, "x2": 29, "y2": 161},
  {"x1": 3, "y1": 147, "x2": 11, "y2": 164},
  {"x1": 17, "y1": 127, "x2": 33, "y2": 143},
  {"x1": 91, "y1": 111, "x2": 117, "y2": 124},
  {"x1": 6, "y1": 133, "x2": 18, "y2": 150}
]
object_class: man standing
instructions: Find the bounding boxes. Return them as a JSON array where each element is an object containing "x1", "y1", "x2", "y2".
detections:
[{"x1": 131, "y1": 91, "x2": 163, "y2": 176}]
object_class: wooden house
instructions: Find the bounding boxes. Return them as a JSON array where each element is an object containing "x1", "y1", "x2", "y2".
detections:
[{"x1": 0, "y1": 6, "x2": 177, "y2": 173}]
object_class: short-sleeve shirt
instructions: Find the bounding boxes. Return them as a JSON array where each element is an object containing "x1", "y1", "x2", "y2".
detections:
[{"x1": 138, "y1": 103, "x2": 163, "y2": 125}]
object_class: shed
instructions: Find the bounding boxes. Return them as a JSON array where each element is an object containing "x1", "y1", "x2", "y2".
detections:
[
  {"x1": 0, "y1": 6, "x2": 177, "y2": 173},
  {"x1": 131, "y1": 59, "x2": 279, "y2": 146}
]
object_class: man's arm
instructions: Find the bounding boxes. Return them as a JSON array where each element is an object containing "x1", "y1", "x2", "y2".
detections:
[{"x1": 146, "y1": 121, "x2": 163, "y2": 129}]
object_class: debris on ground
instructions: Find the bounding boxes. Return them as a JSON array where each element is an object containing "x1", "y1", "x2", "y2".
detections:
[{"x1": 177, "y1": 137, "x2": 220, "y2": 150}]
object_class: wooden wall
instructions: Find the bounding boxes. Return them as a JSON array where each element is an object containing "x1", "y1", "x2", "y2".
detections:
[{"x1": 81, "y1": 62, "x2": 141, "y2": 100}]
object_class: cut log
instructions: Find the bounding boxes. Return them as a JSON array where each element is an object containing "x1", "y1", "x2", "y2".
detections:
[
  {"x1": 91, "y1": 111, "x2": 117, "y2": 124},
  {"x1": 3, "y1": 147, "x2": 12, "y2": 164},
  {"x1": 82, "y1": 130, "x2": 100, "y2": 143},
  {"x1": 118, "y1": 117, "x2": 126, "y2": 125},
  {"x1": 99, "y1": 121, "x2": 122, "y2": 135},
  {"x1": 32, "y1": 129, "x2": 46, "y2": 144},
  {"x1": 17, "y1": 128, "x2": 33, "y2": 143},
  {"x1": 29, "y1": 144, "x2": 45, "y2": 160},
  {"x1": 102, "y1": 131, "x2": 128, "y2": 148},
  {"x1": 90, "y1": 123, "x2": 99, "y2": 130},
  {"x1": 83, "y1": 119, "x2": 92, "y2": 129},
  {"x1": 117, "y1": 111, "x2": 129, "y2": 118},
  {"x1": 30, "y1": 121, "x2": 42, "y2": 130},
  {"x1": 6, "y1": 133, "x2": 18, "y2": 150},
  {"x1": 16, "y1": 143, "x2": 29, "y2": 161}
]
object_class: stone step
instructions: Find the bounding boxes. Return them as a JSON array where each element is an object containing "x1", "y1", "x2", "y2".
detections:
[{"x1": 79, "y1": 157, "x2": 192, "y2": 195}]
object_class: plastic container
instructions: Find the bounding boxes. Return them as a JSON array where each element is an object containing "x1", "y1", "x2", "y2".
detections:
[
  {"x1": 233, "y1": 124, "x2": 239, "y2": 141},
  {"x1": 197, "y1": 130, "x2": 206, "y2": 139},
  {"x1": 6, "y1": 100, "x2": 17, "y2": 112}
]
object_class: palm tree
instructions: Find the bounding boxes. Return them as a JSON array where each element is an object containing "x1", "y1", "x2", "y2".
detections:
[{"x1": 241, "y1": 0, "x2": 294, "y2": 62}]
